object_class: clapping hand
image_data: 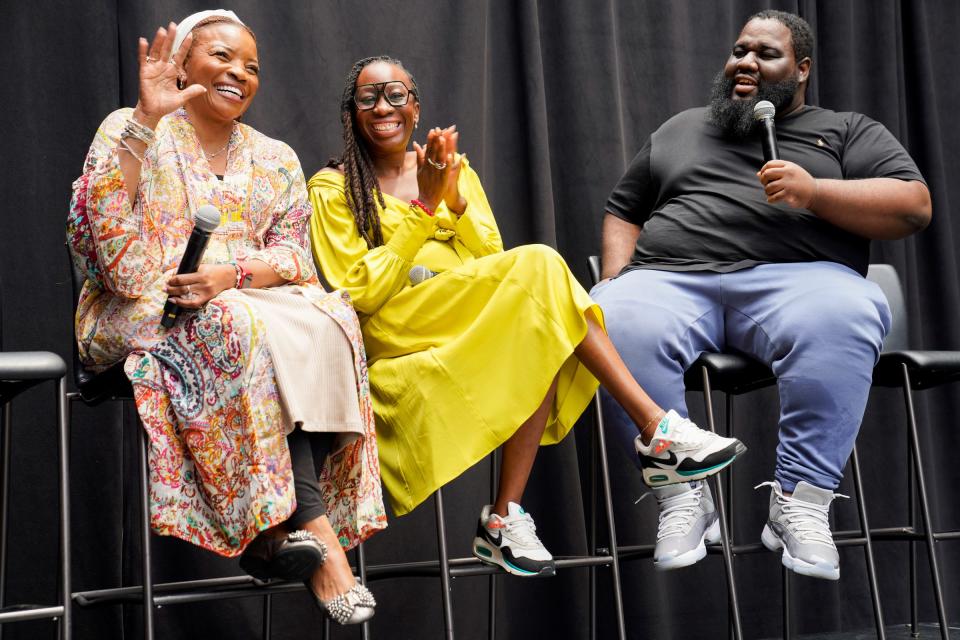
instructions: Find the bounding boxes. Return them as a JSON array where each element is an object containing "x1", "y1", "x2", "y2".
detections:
[
  {"x1": 413, "y1": 128, "x2": 452, "y2": 212},
  {"x1": 134, "y1": 23, "x2": 206, "y2": 127},
  {"x1": 439, "y1": 125, "x2": 466, "y2": 215}
]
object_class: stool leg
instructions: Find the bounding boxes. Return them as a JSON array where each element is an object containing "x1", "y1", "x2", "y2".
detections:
[
  {"x1": 594, "y1": 394, "x2": 627, "y2": 640},
  {"x1": 488, "y1": 451, "x2": 497, "y2": 640},
  {"x1": 908, "y1": 422, "x2": 918, "y2": 637},
  {"x1": 901, "y1": 367, "x2": 950, "y2": 640},
  {"x1": 700, "y1": 368, "x2": 743, "y2": 640},
  {"x1": 0, "y1": 402, "x2": 10, "y2": 640},
  {"x1": 850, "y1": 445, "x2": 885, "y2": 639},
  {"x1": 57, "y1": 379, "x2": 72, "y2": 640},
  {"x1": 137, "y1": 425, "x2": 155, "y2": 640},
  {"x1": 261, "y1": 593, "x2": 271, "y2": 639},
  {"x1": 435, "y1": 487, "x2": 455, "y2": 639},
  {"x1": 588, "y1": 408, "x2": 598, "y2": 640},
  {"x1": 357, "y1": 542, "x2": 370, "y2": 640},
  {"x1": 782, "y1": 567, "x2": 792, "y2": 639}
]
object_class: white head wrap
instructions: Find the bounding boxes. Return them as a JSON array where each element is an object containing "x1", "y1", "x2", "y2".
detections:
[{"x1": 170, "y1": 9, "x2": 245, "y2": 60}]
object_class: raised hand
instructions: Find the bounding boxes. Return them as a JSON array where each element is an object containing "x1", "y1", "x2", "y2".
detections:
[
  {"x1": 134, "y1": 23, "x2": 206, "y2": 127},
  {"x1": 413, "y1": 128, "x2": 452, "y2": 212},
  {"x1": 439, "y1": 125, "x2": 466, "y2": 215}
]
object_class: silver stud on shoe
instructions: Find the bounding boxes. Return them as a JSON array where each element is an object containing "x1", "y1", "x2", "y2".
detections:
[{"x1": 314, "y1": 580, "x2": 376, "y2": 625}]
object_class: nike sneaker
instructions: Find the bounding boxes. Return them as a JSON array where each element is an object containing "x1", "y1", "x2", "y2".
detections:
[
  {"x1": 636, "y1": 410, "x2": 745, "y2": 486},
  {"x1": 652, "y1": 480, "x2": 721, "y2": 570},
  {"x1": 472, "y1": 502, "x2": 556, "y2": 577},
  {"x1": 758, "y1": 480, "x2": 843, "y2": 580}
]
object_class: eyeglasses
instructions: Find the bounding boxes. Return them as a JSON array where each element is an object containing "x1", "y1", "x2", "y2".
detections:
[{"x1": 353, "y1": 81, "x2": 416, "y2": 111}]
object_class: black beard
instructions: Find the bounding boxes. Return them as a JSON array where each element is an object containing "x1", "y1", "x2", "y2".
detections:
[{"x1": 707, "y1": 71, "x2": 800, "y2": 139}]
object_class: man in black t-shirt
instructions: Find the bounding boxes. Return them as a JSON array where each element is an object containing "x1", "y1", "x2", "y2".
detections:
[{"x1": 593, "y1": 10, "x2": 930, "y2": 580}]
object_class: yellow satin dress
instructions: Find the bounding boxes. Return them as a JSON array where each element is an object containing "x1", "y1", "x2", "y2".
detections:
[{"x1": 308, "y1": 158, "x2": 601, "y2": 515}]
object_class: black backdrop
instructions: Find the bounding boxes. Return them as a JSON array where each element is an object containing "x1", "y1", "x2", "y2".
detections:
[{"x1": 1, "y1": 1, "x2": 958, "y2": 638}]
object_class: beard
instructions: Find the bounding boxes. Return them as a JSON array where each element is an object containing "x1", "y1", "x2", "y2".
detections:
[{"x1": 707, "y1": 70, "x2": 800, "y2": 139}]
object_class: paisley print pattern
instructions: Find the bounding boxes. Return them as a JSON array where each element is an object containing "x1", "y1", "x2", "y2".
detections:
[{"x1": 68, "y1": 108, "x2": 386, "y2": 556}]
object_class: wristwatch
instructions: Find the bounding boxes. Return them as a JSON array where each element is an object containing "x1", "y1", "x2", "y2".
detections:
[{"x1": 233, "y1": 261, "x2": 253, "y2": 289}]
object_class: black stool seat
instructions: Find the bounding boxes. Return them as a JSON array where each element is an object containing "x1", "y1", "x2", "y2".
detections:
[
  {"x1": 0, "y1": 351, "x2": 67, "y2": 401},
  {"x1": 873, "y1": 350, "x2": 960, "y2": 389},
  {"x1": 683, "y1": 352, "x2": 775, "y2": 394}
]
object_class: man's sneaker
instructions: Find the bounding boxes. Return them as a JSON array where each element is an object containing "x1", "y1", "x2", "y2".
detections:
[
  {"x1": 635, "y1": 410, "x2": 746, "y2": 486},
  {"x1": 651, "y1": 481, "x2": 721, "y2": 570},
  {"x1": 472, "y1": 502, "x2": 556, "y2": 577},
  {"x1": 757, "y1": 480, "x2": 844, "y2": 580}
]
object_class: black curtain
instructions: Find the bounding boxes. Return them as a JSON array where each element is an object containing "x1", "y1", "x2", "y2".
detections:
[{"x1": 1, "y1": 0, "x2": 958, "y2": 638}]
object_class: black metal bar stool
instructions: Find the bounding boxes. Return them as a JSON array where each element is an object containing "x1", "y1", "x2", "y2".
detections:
[
  {"x1": 362, "y1": 410, "x2": 626, "y2": 640},
  {"x1": 0, "y1": 345, "x2": 72, "y2": 638},
  {"x1": 586, "y1": 256, "x2": 885, "y2": 640},
  {"x1": 866, "y1": 264, "x2": 958, "y2": 640},
  {"x1": 67, "y1": 256, "x2": 328, "y2": 639}
]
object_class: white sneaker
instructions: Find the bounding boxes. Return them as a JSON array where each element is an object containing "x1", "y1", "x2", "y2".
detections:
[
  {"x1": 635, "y1": 410, "x2": 746, "y2": 486},
  {"x1": 472, "y1": 502, "x2": 556, "y2": 577},
  {"x1": 757, "y1": 480, "x2": 844, "y2": 580},
  {"x1": 651, "y1": 481, "x2": 721, "y2": 570}
]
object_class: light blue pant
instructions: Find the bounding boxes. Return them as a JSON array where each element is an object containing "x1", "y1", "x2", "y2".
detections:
[{"x1": 591, "y1": 262, "x2": 891, "y2": 491}]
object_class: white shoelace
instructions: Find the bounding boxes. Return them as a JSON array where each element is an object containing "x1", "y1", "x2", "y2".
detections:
[
  {"x1": 495, "y1": 512, "x2": 544, "y2": 549},
  {"x1": 755, "y1": 481, "x2": 847, "y2": 547},
  {"x1": 654, "y1": 486, "x2": 705, "y2": 541},
  {"x1": 668, "y1": 417, "x2": 723, "y2": 450}
]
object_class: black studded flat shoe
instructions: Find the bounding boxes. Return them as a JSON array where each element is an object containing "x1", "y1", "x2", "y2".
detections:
[{"x1": 239, "y1": 530, "x2": 328, "y2": 581}]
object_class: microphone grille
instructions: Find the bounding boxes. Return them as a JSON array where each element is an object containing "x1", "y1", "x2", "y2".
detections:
[
  {"x1": 753, "y1": 100, "x2": 776, "y2": 121},
  {"x1": 409, "y1": 265, "x2": 434, "y2": 286},
  {"x1": 194, "y1": 204, "x2": 221, "y2": 232}
]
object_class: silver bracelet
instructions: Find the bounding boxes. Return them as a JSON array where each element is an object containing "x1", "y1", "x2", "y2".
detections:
[
  {"x1": 119, "y1": 137, "x2": 144, "y2": 162},
  {"x1": 122, "y1": 117, "x2": 156, "y2": 146}
]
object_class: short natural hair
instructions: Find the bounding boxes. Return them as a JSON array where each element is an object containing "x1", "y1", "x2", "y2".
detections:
[{"x1": 748, "y1": 10, "x2": 814, "y2": 62}]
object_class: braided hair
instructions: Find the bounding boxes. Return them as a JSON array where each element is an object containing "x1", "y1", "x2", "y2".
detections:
[{"x1": 328, "y1": 56, "x2": 419, "y2": 248}]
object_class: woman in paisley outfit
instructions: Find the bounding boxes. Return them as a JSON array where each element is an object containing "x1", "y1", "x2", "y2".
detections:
[{"x1": 67, "y1": 10, "x2": 381, "y2": 625}]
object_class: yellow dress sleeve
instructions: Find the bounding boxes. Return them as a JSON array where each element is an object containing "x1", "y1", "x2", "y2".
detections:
[
  {"x1": 308, "y1": 171, "x2": 434, "y2": 316},
  {"x1": 454, "y1": 157, "x2": 503, "y2": 257}
]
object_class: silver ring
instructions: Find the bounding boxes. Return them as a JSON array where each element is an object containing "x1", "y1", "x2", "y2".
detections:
[
  {"x1": 426, "y1": 158, "x2": 447, "y2": 170},
  {"x1": 145, "y1": 56, "x2": 157, "y2": 62}
]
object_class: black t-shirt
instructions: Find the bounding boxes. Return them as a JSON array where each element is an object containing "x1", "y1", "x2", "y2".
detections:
[{"x1": 605, "y1": 106, "x2": 926, "y2": 276}]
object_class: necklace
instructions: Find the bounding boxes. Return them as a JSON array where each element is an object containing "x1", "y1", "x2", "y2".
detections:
[{"x1": 202, "y1": 124, "x2": 236, "y2": 159}]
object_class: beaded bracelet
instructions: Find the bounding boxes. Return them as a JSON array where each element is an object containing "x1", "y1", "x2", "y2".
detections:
[{"x1": 410, "y1": 199, "x2": 435, "y2": 217}]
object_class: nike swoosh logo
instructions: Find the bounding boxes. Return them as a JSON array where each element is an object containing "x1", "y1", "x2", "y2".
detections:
[
  {"x1": 486, "y1": 529, "x2": 502, "y2": 545},
  {"x1": 640, "y1": 450, "x2": 678, "y2": 469}
]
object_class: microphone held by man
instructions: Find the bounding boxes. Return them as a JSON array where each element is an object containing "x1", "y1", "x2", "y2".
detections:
[{"x1": 753, "y1": 100, "x2": 779, "y2": 163}]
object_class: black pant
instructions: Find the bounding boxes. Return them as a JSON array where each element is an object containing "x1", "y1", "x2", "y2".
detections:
[{"x1": 286, "y1": 428, "x2": 335, "y2": 529}]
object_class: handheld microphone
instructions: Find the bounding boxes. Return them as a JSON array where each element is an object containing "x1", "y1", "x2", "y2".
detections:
[
  {"x1": 160, "y1": 204, "x2": 221, "y2": 328},
  {"x1": 409, "y1": 265, "x2": 437, "y2": 286},
  {"x1": 753, "y1": 100, "x2": 779, "y2": 163}
]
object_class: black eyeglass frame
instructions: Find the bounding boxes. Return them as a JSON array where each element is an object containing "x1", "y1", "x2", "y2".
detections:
[{"x1": 353, "y1": 81, "x2": 418, "y2": 111}]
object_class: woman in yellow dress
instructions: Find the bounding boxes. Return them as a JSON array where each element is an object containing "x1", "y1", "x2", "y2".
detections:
[{"x1": 309, "y1": 56, "x2": 745, "y2": 576}]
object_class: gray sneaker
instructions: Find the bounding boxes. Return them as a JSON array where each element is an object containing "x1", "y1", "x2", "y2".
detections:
[
  {"x1": 651, "y1": 481, "x2": 720, "y2": 570},
  {"x1": 757, "y1": 480, "x2": 844, "y2": 580}
]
